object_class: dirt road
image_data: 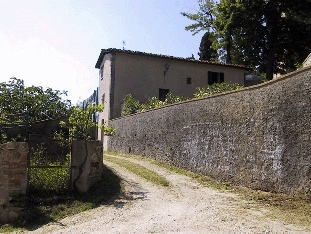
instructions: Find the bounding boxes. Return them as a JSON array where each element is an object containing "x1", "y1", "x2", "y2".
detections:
[{"x1": 27, "y1": 154, "x2": 310, "y2": 233}]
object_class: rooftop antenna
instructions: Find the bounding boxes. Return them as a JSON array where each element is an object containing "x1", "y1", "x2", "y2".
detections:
[{"x1": 122, "y1": 40, "x2": 126, "y2": 50}]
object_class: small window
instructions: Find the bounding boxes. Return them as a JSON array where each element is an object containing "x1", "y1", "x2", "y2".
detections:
[
  {"x1": 208, "y1": 71, "x2": 224, "y2": 85},
  {"x1": 159, "y1": 88, "x2": 169, "y2": 101},
  {"x1": 100, "y1": 66, "x2": 104, "y2": 80},
  {"x1": 101, "y1": 93, "x2": 105, "y2": 104},
  {"x1": 186, "y1": 77, "x2": 192, "y2": 85}
]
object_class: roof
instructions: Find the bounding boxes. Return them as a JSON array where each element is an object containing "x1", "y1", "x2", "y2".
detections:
[
  {"x1": 95, "y1": 48, "x2": 251, "y2": 70},
  {"x1": 303, "y1": 52, "x2": 311, "y2": 67}
]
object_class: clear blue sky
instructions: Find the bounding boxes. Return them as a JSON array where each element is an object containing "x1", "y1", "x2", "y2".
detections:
[{"x1": 0, "y1": 0, "x2": 204, "y2": 104}]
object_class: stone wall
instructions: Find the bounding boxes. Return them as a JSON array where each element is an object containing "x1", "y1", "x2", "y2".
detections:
[
  {"x1": 71, "y1": 140, "x2": 103, "y2": 193},
  {"x1": 108, "y1": 67, "x2": 311, "y2": 195},
  {"x1": 0, "y1": 142, "x2": 28, "y2": 224}
]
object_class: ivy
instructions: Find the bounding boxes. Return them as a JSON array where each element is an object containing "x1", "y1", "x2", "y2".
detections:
[
  {"x1": 194, "y1": 82, "x2": 243, "y2": 98},
  {"x1": 121, "y1": 83, "x2": 243, "y2": 116}
]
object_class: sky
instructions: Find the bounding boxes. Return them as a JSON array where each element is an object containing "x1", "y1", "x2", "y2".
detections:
[{"x1": 0, "y1": 0, "x2": 205, "y2": 104}]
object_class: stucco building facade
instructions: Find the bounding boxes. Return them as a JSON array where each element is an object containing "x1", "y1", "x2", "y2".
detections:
[
  {"x1": 95, "y1": 48, "x2": 249, "y2": 149},
  {"x1": 303, "y1": 53, "x2": 311, "y2": 68}
]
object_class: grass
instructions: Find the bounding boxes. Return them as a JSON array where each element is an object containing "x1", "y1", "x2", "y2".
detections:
[
  {"x1": 103, "y1": 154, "x2": 170, "y2": 187},
  {"x1": 104, "y1": 151, "x2": 311, "y2": 228},
  {"x1": 233, "y1": 186, "x2": 311, "y2": 227},
  {"x1": 0, "y1": 164, "x2": 123, "y2": 233},
  {"x1": 104, "y1": 151, "x2": 229, "y2": 190}
]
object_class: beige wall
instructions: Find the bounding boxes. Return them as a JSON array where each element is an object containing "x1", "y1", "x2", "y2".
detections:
[
  {"x1": 97, "y1": 52, "x2": 247, "y2": 149},
  {"x1": 112, "y1": 53, "x2": 246, "y2": 119},
  {"x1": 303, "y1": 53, "x2": 311, "y2": 67},
  {"x1": 97, "y1": 53, "x2": 112, "y2": 144}
]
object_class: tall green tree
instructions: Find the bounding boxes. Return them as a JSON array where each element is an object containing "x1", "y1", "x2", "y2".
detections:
[
  {"x1": 0, "y1": 77, "x2": 72, "y2": 125},
  {"x1": 181, "y1": 0, "x2": 216, "y2": 35},
  {"x1": 198, "y1": 32, "x2": 218, "y2": 61},
  {"x1": 182, "y1": 0, "x2": 311, "y2": 80}
]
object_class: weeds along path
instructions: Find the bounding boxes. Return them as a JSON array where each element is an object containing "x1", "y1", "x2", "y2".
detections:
[{"x1": 28, "y1": 153, "x2": 310, "y2": 234}]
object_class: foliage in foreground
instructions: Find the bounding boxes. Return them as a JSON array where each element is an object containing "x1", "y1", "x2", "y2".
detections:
[
  {"x1": 54, "y1": 104, "x2": 116, "y2": 193},
  {"x1": 1, "y1": 165, "x2": 122, "y2": 232},
  {"x1": 121, "y1": 83, "x2": 243, "y2": 116},
  {"x1": 0, "y1": 77, "x2": 71, "y2": 125},
  {"x1": 57, "y1": 104, "x2": 116, "y2": 141},
  {"x1": 28, "y1": 144, "x2": 71, "y2": 195}
]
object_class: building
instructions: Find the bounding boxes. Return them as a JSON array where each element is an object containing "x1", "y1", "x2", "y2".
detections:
[
  {"x1": 95, "y1": 48, "x2": 250, "y2": 149},
  {"x1": 303, "y1": 53, "x2": 311, "y2": 68}
]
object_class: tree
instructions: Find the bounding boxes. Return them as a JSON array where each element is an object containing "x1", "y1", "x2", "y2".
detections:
[
  {"x1": 198, "y1": 32, "x2": 218, "y2": 61},
  {"x1": 181, "y1": 0, "x2": 233, "y2": 63},
  {"x1": 181, "y1": 0, "x2": 216, "y2": 35},
  {"x1": 0, "y1": 77, "x2": 72, "y2": 125},
  {"x1": 56, "y1": 104, "x2": 115, "y2": 193},
  {"x1": 60, "y1": 104, "x2": 115, "y2": 141},
  {"x1": 182, "y1": 0, "x2": 311, "y2": 80}
]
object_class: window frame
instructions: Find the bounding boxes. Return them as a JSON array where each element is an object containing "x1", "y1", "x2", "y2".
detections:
[{"x1": 208, "y1": 71, "x2": 224, "y2": 85}]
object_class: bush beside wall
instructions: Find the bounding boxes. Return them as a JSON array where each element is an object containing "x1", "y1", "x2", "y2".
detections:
[{"x1": 108, "y1": 67, "x2": 311, "y2": 195}]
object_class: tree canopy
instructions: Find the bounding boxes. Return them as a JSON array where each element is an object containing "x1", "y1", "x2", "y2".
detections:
[
  {"x1": 198, "y1": 32, "x2": 218, "y2": 61},
  {"x1": 182, "y1": 0, "x2": 311, "y2": 80},
  {"x1": 0, "y1": 77, "x2": 72, "y2": 125}
]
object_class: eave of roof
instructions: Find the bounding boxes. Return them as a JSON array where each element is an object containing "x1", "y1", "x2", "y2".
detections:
[
  {"x1": 303, "y1": 52, "x2": 311, "y2": 66},
  {"x1": 95, "y1": 48, "x2": 251, "y2": 70}
]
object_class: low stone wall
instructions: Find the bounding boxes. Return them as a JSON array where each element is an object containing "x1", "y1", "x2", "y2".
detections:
[
  {"x1": 71, "y1": 140, "x2": 103, "y2": 193},
  {"x1": 108, "y1": 67, "x2": 311, "y2": 195},
  {"x1": 0, "y1": 142, "x2": 28, "y2": 224}
]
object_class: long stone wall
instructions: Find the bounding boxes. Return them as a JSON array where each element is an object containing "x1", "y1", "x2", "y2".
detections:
[
  {"x1": 0, "y1": 142, "x2": 28, "y2": 224},
  {"x1": 108, "y1": 67, "x2": 311, "y2": 195}
]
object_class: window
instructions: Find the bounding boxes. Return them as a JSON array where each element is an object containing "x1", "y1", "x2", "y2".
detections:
[
  {"x1": 208, "y1": 71, "x2": 224, "y2": 85},
  {"x1": 101, "y1": 93, "x2": 105, "y2": 104},
  {"x1": 186, "y1": 77, "x2": 192, "y2": 85},
  {"x1": 159, "y1": 88, "x2": 169, "y2": 101},
  {"x1": 100, "y1": 66, "x2": 104, "y2": 80}
]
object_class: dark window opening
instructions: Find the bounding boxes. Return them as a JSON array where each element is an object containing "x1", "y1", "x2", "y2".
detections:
[
  {"x1": 186, "y1": 77, "x2": 192, "y2": 85},
  {"x1": 100, "y1": 66, "x2": 104, "y2": 80},
  {"x1": 101, "y1": 93, "x2": 105, "y2": 104},
  {"x1": 208, "y1": 71, "x2": 224, "y2": 85},
  {"x1": 159, "y1": 88, "x2": 169, "y2": 101}
]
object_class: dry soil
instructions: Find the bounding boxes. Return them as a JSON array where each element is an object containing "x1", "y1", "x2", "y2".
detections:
[{"x1": 19, "y1": 154, "x2": 311, "y2": 234}]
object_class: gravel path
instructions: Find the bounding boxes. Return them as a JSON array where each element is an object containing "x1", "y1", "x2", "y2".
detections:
[{"x1": 22, "y1": 154, "x2": 311, "y2": 234}]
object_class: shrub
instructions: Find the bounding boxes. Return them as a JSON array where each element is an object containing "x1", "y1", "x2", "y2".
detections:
[
  {"x1": 121, "y1": 93, "x2": 190, "y2": 116},
  {"x1": 121, "y1": 94, "x2": 141, "y2": 116},
  {"x1": 164, "y1": 93, "x2": 189, "y2": 104},
  {"x1": 121, "y1": 83, "x2": 243, "y2": 116},
  {"x1": 28, "y1": 145, "x2": 71, "y2": 195},
  {"x1": 194, "y1": 83, "x2": 243, "y2": 98}
]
